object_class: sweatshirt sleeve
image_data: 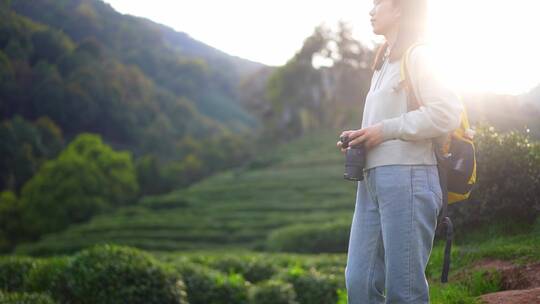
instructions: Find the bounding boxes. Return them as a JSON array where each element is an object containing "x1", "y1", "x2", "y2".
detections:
[{"x1": 380, "y1": 45, "x2": 463, "y2": 141}]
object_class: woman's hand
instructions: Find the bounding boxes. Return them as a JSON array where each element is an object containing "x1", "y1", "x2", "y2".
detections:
[
  {"x1": 336, "y1": 130, "x2": 354, "y2": 153},
  {"x1": 337, "y1": 122, "x2": 385, "y2": 152}
]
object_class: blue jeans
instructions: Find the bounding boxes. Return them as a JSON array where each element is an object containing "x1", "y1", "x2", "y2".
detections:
[{"x1": 344, "y1": 164, "x2": 443, "y2": 304}]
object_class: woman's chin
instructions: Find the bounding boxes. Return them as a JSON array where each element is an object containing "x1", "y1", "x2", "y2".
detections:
[{"x1": 371, "y1": 27, "x2": 382, "y2": 35}]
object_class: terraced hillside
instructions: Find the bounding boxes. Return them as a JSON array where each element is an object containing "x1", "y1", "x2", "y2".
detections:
[{"x1": 15, "y1": 128, "x2": 358, "y2": 255}]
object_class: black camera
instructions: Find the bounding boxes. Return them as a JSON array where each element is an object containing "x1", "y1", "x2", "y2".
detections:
[{"x1": 340, "y1": 135, "x2": 367, "y2": 181}]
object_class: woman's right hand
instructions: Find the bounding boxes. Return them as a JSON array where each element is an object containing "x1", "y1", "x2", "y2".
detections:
[{"x1": 337, "y1": 130, "x2": 355, "y2": 153}]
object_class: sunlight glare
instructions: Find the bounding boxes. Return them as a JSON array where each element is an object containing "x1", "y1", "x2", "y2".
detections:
[{"x1": 426, "y1": 0, "x2": 540, "y2": 95}]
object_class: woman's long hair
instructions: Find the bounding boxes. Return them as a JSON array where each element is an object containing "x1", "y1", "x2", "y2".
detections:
[{"x1": 371, "y1": 0, "x2": 428, "y2": 71}]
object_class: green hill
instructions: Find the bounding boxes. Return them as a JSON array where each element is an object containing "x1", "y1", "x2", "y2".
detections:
[
  {"x1": 14, "y1": 128, "x2": 356, "y2": 255},
  {"x1": 10, "y1": 0, "x2": 262, "y2": 130},
  {"x1": 0, "y1": 1, "x2": 265, "y2": 198}
]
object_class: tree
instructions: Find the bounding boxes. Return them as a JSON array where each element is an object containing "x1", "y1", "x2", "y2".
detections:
[
  {"x1": 30, "y1": 29, "x2": 73, "y2": 65},
  {"x1": 19, "y1": 133, "x2": 138, "y2": 237},
  {"x1": 0, "y1": 115, "x2": 63, "y2": 192},
  {"x1": 262, "y1": 22, "x2": 375, "y2": 141},
  {"x1": 0, "y1": 191, "x2": 24, "y2": 252}
]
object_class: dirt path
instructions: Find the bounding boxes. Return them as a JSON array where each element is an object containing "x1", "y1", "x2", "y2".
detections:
[
  {"x1": 468, "y1": 259, "x2": 540, "y2": 304},
  {"x1": 479, "y1": 287, "x2": 540, "y2": 304}
]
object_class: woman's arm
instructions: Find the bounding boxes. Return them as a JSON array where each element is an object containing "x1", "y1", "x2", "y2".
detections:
[{"x1": 381, "y1": 45, "x2": 463, "y2": 141}]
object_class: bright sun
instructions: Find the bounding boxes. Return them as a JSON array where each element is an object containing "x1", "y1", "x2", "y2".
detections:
[{"x1": 424, "y1": 0, "x2": 540, "y2": 95}]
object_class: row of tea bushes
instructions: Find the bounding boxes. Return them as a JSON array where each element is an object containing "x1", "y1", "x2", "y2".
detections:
[
  {"x1": 0, "y1": 244, "x2": 343, "y2": 304},
  {"x1": 0, "y1": 290, "x2": 56, "y2": 303},
  {"x1": 0, "y1": 244, "x2": 188, "y2": 304}
]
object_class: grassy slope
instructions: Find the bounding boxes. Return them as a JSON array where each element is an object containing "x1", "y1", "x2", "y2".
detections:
[{"x1": 15, "y1": 128, "x2": 357, "y2": 255}]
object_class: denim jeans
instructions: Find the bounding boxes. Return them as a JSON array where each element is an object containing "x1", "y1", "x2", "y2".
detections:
[{"x1": 344, "y1": 164, "x2": 443, "y2": 304}]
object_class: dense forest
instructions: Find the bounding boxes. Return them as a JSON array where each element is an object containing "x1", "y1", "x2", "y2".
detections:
[{"x1": 1, "y1": 0, "x2": 264, "y2": 196}]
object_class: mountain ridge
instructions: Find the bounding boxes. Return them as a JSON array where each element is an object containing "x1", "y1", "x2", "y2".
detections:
[{"x1": 10, "y1": 0, "x2": 265, "y2": 129}]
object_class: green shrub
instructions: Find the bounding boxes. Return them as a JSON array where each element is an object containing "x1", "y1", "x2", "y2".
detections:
[
  {"x1": 274, "y1": 266, "x2": 339, "y2": 304},
  {"x1": 24, "y1": 256, "x2": 72, "y2": 303},
  {"x1": 64, "y1": 243, "x2": 187, "y2": 304},
  {"x1": 336, "y1": 288, "x2": 347, "y2": 304},
  {"x1": 248, "y1": 279, "x2": 298, "y2": 304},
  {"x1": 448, "y1": 124, "x2": 540, "y2": 233},
  {"x1": 174, "y1": 262, "x2": 250, "y2": 304},
  {"x1": 0, "y1": 290, "x2": 56, "y2": 304},
  {"x1": 210, "y1": 255, "x2": 277, "y2": 283},
  {"x1": 0, "y1": 191, "x2": 25, "y2": 253},
  {"x1": 265, "y1": 220, "x2": 349, "y2": 253},
  {"x1": 0, "y1": 256, "x2": 37, "y2": 292},
  {"x1": 19, "y1": 133, "x2": 139, "y2": 237}
]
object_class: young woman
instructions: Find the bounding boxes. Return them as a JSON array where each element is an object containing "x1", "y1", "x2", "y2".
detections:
[{"x1": 336, "y1": 0, "x2": 463, "y2": 303}]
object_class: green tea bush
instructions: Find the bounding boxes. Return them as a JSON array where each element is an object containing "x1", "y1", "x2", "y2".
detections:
[
  {"x1": 265, "y1": 220, "x2": 350, "y2": 253},
  {"x1": 247, "y1": 279, "x2": 298, "y2": 304},
  {"x1": 274, "y1": 265, "x2": 339, "y2": 304},
  {"x1": 24, "y1": 256, "x2": 72, "y2": 303},
  {"x1": 174, "y1": 262, "x2": 250, "y2": 304},
  {"x1": 0, "y1": 256, "x2": 37, "y2": 292},
  {"x1": 63, "y1": 244, "x2": 188, "y2": 304},
  {"x1": 0, "y1": 291, "x2": 56, "y2": 304},
  {"x1": 210, "y1": 255, "x2": 278, "y2": 283},
  {"x1": 448, "y1": 123, "x2": 540, "y2": 233}
]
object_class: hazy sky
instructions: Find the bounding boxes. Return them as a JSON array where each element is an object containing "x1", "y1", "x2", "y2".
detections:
[
  {"x1": 104, "y1": 0, "x2": 540, "y2": 95},
  {"x1": 104, "y1": 0, "x2": 376, "y2": 66}
]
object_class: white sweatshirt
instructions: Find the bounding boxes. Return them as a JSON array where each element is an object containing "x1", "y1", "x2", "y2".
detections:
[{"x1": 361, "y1": 44, "x2": 463, "y2": 170}]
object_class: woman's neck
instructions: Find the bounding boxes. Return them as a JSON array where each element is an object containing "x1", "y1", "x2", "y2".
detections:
[{"x1": 384, "y1": 25, "x2": 399, "y2": 52}]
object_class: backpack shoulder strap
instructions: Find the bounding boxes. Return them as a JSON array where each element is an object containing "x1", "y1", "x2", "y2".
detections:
[{"x1": 400, "y1": 41, "x2": 427, "y2": 112}]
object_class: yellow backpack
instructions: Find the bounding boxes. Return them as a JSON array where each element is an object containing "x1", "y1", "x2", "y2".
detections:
[{"x1": 399, "y1": 41, "x2": 478, "y2": 283}]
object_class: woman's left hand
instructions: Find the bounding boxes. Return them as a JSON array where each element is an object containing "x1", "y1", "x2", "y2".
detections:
[{"x1": 345, "y1": 122, "x2": 385, "y2": 150}]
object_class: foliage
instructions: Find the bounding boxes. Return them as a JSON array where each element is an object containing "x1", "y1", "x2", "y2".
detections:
[
  {"x1": 448, "y1": 123, "x2": 540, "y2": 232},
  {"x1": 0, "y1": 291, "x2": 56, "y2": 304},
  {"x1": 247, "y1": 279, "x2": 298, "y2": 304},
  {"x1": 19, "y1": 133, "x2": 138, "y2": 237},
  {"x1": 10, "y1": 0, "x2": 257, "y2": 129},
  {"x1": 137, "y1": 193, "x2": 190, "y2": 210},
  {"x1": 0, "y1": 4, "x2": 257, "y2": 199},
  {"x1": 0, "y1": 255, "x2": 37, "y2": 292},
  {"x1": 265, "y1": 220, "x2": 350, "y2": 253},
  {"x1": 63, "y1": 244, "x2": 188, "y2": 304},
  {"x1": 209, "y1": 255, "x2": 278, "y2": 284},
  {"x1": 0, "y1": 115, "x2": 63, "y2": 192},
  {"x1": 261, "y1": 22, "x2": 374, "y2": 142},
  {"x1": 274, "y1": 267, "x2": 339, "y2": 304},
  {"x1": 23, "y1": 256, "x2": 71, "y2": 303},
  {"x1": 0, "y1": 191, "x2": 25, "y2": 252},
  {"x1": 0, "y1": 225, "x2": 539, "y2": 303},
  {"x1": 174, "y1": 262, "x2": 250, "y2": 304}
]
